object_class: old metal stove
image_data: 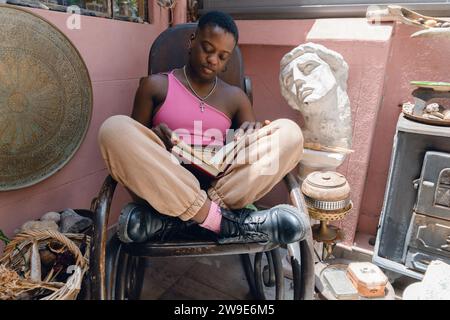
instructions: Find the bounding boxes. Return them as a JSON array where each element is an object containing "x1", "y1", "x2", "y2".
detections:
[{"x1": 373, "y1": 114, "x2": 450, "y2": 280}]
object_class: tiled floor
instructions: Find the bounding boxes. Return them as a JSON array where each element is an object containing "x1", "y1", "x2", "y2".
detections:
[
  {"x1": 140, "y1": 255, "x2": 257, "y2": 300},
  {"x1": 138, "y1": 247, "x2": 418, "y2": 300},
  {"x1": 139, "y1": 253, "x2": 298, "y2": 300}
]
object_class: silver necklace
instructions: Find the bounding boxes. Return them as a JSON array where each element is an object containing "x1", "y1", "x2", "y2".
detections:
[{"x1": 183, "y1": 65, "x2": 217, "y2": 112}]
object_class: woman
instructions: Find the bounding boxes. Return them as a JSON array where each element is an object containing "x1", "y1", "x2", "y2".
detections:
[{"x1": 98, "y1": 11, "x2": 309, "y2": 245}]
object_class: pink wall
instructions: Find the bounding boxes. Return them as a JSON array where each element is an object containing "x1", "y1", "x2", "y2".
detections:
[
  {"x1": 359, "y1": 24, "x2": 450, "y2": 236},
  {"x1": 0, "y1": 3, "x2": 170, "y2": 245}
]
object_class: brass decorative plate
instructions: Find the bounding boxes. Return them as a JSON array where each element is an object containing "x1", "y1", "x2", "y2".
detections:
[{"x1": 0, "y1": 5, "x2": 92, "y2": 190}]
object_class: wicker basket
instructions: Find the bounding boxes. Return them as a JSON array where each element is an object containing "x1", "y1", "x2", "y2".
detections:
[{"x1": 0, "y1": 229, "x2": 90, "y2": 300}]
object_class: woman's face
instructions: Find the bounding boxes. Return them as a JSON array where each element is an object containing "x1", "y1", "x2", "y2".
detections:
[
  {"x1": 282, "y1": 52, "x2": 336, "y2": 105},
  {"x1": 189, "y1": 25, "x2": 236, "y2": 81}
]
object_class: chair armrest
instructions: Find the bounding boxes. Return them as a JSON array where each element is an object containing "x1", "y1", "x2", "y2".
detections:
[
  {"x1": 244, "y1": 75, "x2": 253, "y2": 105},
  {"x1": 283, "y1": 172, "x2": 315, "y2": 300},
  {"x1": 89, "y1": 175, "x2": 118, "y2": 300}
]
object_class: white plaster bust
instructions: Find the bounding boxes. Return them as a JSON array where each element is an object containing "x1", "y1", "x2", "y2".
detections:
[{"x1": 280, "y1": 42, "x2": 352, "y2": 149}]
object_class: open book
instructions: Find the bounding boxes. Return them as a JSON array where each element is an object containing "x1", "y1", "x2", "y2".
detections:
[{"x1": 171, "y1": 133, "x2": 248, "y2": 178}]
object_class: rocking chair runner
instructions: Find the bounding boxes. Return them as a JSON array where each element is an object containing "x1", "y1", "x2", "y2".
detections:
[{"x1": 88, "y1": 23, "x2": 315, "y2": 300}]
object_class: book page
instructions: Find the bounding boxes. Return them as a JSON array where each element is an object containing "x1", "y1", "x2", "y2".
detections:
[
  {"x1": 171, "y1": 133, "x2": 206, "y2": 163},
  {"x1": 209, "y1": 132, "x2": 249, "y2": 168},
  {"x1": 171, "y1": 130, "x2": 251, "y2": 173}
]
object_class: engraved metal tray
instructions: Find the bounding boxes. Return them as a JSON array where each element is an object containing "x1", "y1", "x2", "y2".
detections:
[{"x1": 0, "y1": 5, "x2": 92, "y2": 190}]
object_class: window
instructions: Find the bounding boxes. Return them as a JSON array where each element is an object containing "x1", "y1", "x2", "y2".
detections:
[
  {"x1": 7, "y1": 0, "x2": 149, "y2": 22},
  {"x1": 199, "y1": 0, "x2": 450, "y2": 19}
]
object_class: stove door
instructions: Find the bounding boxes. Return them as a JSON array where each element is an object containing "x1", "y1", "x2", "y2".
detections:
[
  {"x1": 405, "y1": 213, "x2": 450, "y2": 273},
  {"x1": 406, "y1": 213, "x2": 450, "y2": 258},
  {"x1": 405, "y1": 248, "x2": 450, "y2": 273},
  {"x1": 415, "y1": 151, "x2": 450, "y2": 220}
]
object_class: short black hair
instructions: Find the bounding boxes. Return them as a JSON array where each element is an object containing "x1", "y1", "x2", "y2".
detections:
[{"x1": 198, "y1": 11, "x2": 239, "y2": 44}]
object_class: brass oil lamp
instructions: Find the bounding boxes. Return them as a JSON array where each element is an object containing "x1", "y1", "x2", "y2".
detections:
[{"x1": 301, "y1": 171, "x2": 352, "y2": 259}]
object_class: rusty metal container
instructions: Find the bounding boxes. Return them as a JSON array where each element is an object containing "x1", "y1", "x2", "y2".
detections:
[{"x1": 347, "y1": 262, "x2": 388, "y2": 298}]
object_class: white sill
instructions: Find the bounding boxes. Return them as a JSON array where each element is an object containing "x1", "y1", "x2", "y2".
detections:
[{"x1": 307, "y1": 18, "x2": 393, "y2": 41}]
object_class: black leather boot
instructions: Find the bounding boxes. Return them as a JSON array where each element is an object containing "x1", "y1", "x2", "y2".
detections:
[
  {"x1": 117, "y1": 203, "x2": 193, "y2": 243},
  {"x1": 218, "y1": 204, "x2": 310, "y2": 245}
]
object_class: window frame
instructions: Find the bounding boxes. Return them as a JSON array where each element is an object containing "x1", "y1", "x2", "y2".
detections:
[
  {"x1": 6, "y1": 0, "x2": 149, "y2": 23},
  {"x1": 198, "y1": 1, "x2": 450, "y2": 19}
]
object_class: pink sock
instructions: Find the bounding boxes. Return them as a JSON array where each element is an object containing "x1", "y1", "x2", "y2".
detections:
[{"x1": 199, "y1": 201, "x2": 222, "y2": 234}]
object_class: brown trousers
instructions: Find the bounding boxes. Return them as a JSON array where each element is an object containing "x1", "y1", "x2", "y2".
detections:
[{"x1": 98, "y1": 115, "x2": 303, "y2": 221}]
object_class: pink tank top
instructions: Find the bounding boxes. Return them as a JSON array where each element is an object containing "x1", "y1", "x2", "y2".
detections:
[{"x1": 152, "y1": 71, "x2": 232, "y2": 146}]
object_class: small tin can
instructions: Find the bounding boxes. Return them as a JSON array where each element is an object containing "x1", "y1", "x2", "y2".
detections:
[{"x1": 347, "y1": 262, "x2": 388, "y2": 298}]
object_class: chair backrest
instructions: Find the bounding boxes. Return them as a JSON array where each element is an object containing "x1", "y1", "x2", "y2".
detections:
[{"x1": 148, "y1": 23, "x2": 245, "y2": 90}]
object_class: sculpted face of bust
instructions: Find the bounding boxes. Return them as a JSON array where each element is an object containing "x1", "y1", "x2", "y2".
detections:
[
  {"x1": 283, "y1": 52, "x2": 336, "y2": 106},
  {"x1": 279, "y1": 42, "x2": 352, "y2": 149}
]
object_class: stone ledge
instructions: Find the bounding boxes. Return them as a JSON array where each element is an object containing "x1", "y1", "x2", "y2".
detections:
[
  {"x1": 236, "y1": 18, "x2": 393, "y2": 46},
  {"x1": 307, "y1": 18, "x2": 393, "y2": 41}
]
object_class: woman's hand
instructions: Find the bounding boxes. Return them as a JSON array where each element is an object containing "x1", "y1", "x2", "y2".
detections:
[
  {"x1": 233, "y1": 120, "x2": 271, "y2": 141},
  {"x1": 151, "y1": 123, "x2": 177, "y2": 150}
]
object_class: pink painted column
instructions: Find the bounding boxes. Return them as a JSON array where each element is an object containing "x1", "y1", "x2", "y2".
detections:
[{"x1": 311, "y1": 40, "x2": 392, "y2": 245}]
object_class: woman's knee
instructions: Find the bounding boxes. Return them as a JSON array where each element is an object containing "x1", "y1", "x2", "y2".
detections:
[
  {"x1": 98, "y1": 115, "x2": 133, "y2": 144},
  {"x1": 273, "y1": 118, "x2": 304, "y2": 148}
]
